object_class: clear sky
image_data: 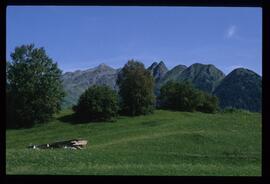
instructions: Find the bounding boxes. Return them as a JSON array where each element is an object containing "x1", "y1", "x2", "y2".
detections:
[{"x1": 7, "y1": 6, "x2": 262, "y2": 75}]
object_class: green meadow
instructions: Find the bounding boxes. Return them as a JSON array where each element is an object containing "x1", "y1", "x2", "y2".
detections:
[{"x1": 6, "y1": 109, "x2": 261, "y2": 175}]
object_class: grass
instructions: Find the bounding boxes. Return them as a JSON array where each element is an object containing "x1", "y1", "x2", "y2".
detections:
[{"x1": 6, "y1": 109, "x2": 261, "y2": 175}]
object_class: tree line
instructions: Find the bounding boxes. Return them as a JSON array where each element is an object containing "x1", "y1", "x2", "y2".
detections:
[{"x1": 6, "y1": 44, "x2": 219, "y2": 128}]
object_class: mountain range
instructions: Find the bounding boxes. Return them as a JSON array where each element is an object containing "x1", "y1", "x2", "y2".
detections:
[
  {"x1": 61, "y1": 61, "x2": 262, "y2": 112},
  {"x1": 61, "y1": 64, "x2": 119, "y2": 107}
]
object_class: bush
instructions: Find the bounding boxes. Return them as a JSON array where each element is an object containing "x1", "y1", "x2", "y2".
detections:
[
  {"x1": 6, "y1": 44, "x2": 65, "y2": 128},
  {"x1": 158, "y1": 80, "x2": 219, "y2": 113},
  {"x1": 117, "y1": 60, "x2": 155, "y2": 116},
  {"x1": 196, "y1": 93, "x2": 219, "y2": 113},
  {"x1": 73, "y1": 85, "x2": 119, "y2": 121}
]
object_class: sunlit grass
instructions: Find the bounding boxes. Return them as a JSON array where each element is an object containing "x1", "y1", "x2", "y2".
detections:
[{"x1": 6, "y1": 109, "x2": 261, "y2": 175}]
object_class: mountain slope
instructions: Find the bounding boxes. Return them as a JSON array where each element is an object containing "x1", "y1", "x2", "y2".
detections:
[
  {"x1": 61, "y1": 64, "x2": 119, "y2": 107},
  {"x1": 176, "y1": 63, "x2": 225, "y2": 93},
  {"x1": 156, "y1": 64, "x2": 187, "y2": 91},
  {"x1": 147, "y1": 61, "x2": 168, "y2": 81},
  {"x1": 148, "y1": 62, "x2": 158, "y2": 74},
  {"x1": 213, "y1": 68, "x2": 262, "y2": 112}
]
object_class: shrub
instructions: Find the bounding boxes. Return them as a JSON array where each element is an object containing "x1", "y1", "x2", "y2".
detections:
[
  {"x1": 117, "y1": 60, "x2": 155, "y2": 116},
  {"x1": 196, "y1": 93, "x2": 219, "y2": 113},
  {"x1": 73, "y1": 85, "x2": 119, "y2": 121},
  {"x1": 158, "y1": 80, "x2": 219, "y2": 113},
  {"x1": 158, "y1": 81, "x2": 201, "y2": 112}
]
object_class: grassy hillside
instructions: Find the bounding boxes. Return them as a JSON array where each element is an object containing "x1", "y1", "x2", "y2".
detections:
[{"x1": 6, "y1": 110, "x2": 261, "y2": 175}]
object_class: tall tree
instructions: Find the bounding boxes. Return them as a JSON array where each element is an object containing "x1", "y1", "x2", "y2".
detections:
[
  {"x1": 117, "y1": 60, "x2": 155, "y2": 116},
  {"x1": 6, "y1": 44, "x2": 65, "y2": 128}
]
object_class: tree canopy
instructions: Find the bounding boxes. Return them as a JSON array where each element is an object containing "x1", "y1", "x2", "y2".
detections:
[
  {"x1": 6, "y1": 44, "x2": 65, "y2": 128},
  {"x1": 158, "y1": 80, "x2": 219, "y2": 113},
  {"x1": 117, "y1": 60, "x2": 155, "y2": 116},
  {"x1": 73, "y1": 85, "x2": 119, "y2": 121}
]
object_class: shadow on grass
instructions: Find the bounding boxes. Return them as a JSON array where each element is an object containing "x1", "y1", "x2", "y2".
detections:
[
  {"x1": 57, "y1": 113, "x2": 92, "y2": 124},
  {"x1": 57, "y1": 113, "x2": 116, "y2": 124}
]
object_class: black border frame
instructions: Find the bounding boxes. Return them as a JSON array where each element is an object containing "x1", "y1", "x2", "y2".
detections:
[
  {"x1": 3, "y1": 0, "x2": 266, "y2": 7},
  {"x1": 1, "y1": 0, "x2": 269, "y2": 183}
]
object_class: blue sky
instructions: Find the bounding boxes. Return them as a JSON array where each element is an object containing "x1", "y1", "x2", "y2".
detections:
[{"x1": 7, "y1": 6, "x2": 262, "y2": 75}]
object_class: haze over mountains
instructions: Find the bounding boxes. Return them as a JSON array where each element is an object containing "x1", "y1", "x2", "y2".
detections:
[{"x1": 61, "y1": 61, "x2": 261, "y2": 112}]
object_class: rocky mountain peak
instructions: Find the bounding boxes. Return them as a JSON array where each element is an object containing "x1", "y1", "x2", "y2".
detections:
[
  {"x1": 177, "y1": 63, "x2": 225, "y2": 93},
  {"x1": 95, "y1": 63, "x2": 113, "y2": 70},
  {"x1": 148, "y1": 62, "x2": 158, "y2": 71},
  {"x1": 156, "y1": 61, "x2": 168, "y2": 70},
  {"x1": 150, "y1": 61, "x2": 168, "y2": 81}
]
